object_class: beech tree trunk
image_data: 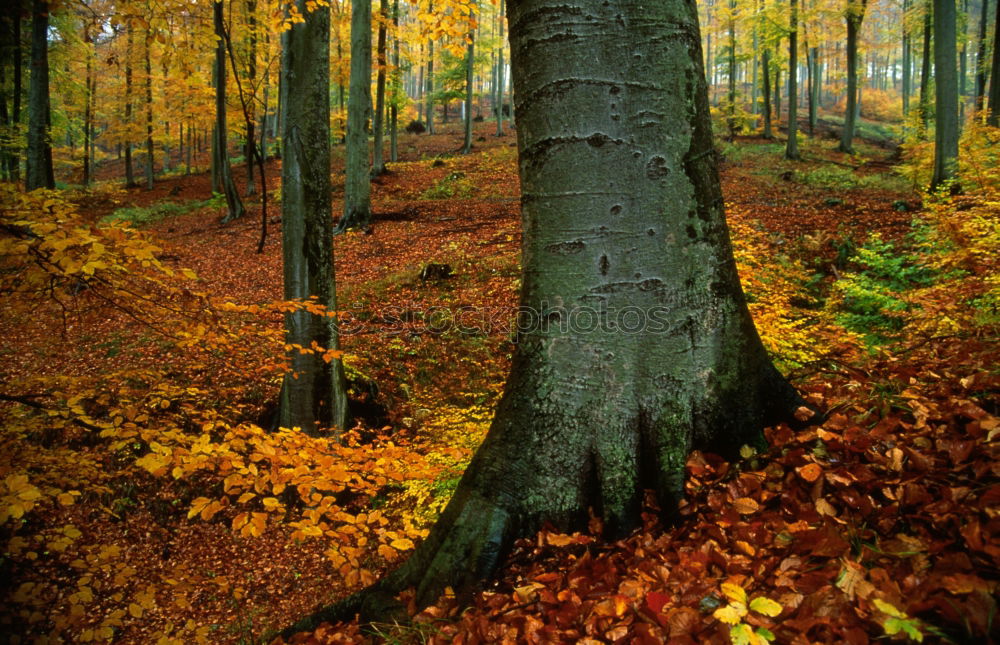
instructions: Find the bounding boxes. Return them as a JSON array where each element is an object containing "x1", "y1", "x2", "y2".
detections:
[
  {"x1": 340, "y1": 0, "x2": 372, "y2": 232},
  {"x1": 125, "y1": 23, "x2": 135, "y2": 188},
  {"x1": 919, "y1": 3, "x2": 932, "y2": 135},
  {"x1": 283, "y1": 0, "x2": 806, "y2": 631},
  {"x1": 276, "y1": 0, "x2": 349, "y2": 435},
  {"x1": 144, "y1": 25, "x2": 154, "y2": 190},
  {"x1": 839, "y1": 0, "x2": 866, "y2": 153},
  {"x1": 762, "y1": 49, "x2": 773, "y2": 138},
  {"x1": 389, "y1": 0, "x2": 399, "y2": 162},
  {"x1": 372, "y1": 0, "x2": 387, "y2": 176},
  {"x1": 25, "y1": 0, "x2": 53, "y2": 191},
  {"x1": 988, "y1": 0, "x2": 1000, "y2": 125},
  {"x1": 973, "y1": 0, "x2": 988, "y2": 112},
  {"x1": 425, "y1": 4, "x2": 435, "y2": 134},
  {"x1": 214, "y1": 0, "x2": 245, "y2": 222},
  {"x1": 495, "y1": 0, "x2": 505, "y2": 136},
  {"x1": 462, "y1": 11, "x2": 474, "y2": 154},
  {"x1": 903, "y1": 0, "x2": 912, "y2": 116},
  {"x1": 932, "y1": 0, "x2": 958, "y2": 189}
]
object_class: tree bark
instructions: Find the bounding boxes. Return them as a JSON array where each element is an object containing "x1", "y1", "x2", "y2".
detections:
[
  {"x1": 25, "y1": 0, "x2": 53, "y2": 191},
  {"x1": 372, "y1": 0, "x2": 387, "y2": 176},
  {"x1": 389, "y1": 0, "x2": 399, "y2": 162},
  {"x1": 495, "y1": 0, "x2": 505, "y2": 136},
  {"x1": 425, "y1": 1, "x2": 434, "y2": 134},
  {"x1": 932, "y1": 0, "x2": 958, "y2": 189},
  {"x1": 919, "y1": 2, "x2": 932, "y2": 135},
  {"x1": 988, "y1": 0, "x2": 1000, "y2": 125},
  {"x1": 277, "y1": 0, "x2": 349, "y2": 435},
  {"x1": 144, "y1": 22, "x2": 155, "y2": 190},
  {"x1": 340, "y1": 0, "x2": 373, "y2": 232},
  {"x1": 973, "y1": 0, "x2": 988, "y2": 112},
  {"x1": 282, "y1": 0, "x2": 808, "y2": 632},
  {"x1": 762, "y1": 48, "x2": 774, "y2": 138},
  {"x1": 839, "y1": 0, "x2": 866, "y2": 153},
  {"x1": 903, "y1": 0, "x2": 912, "y2": 116},
  {"x1": 461, "y1": 9, "x2": 474, "y2": 154},
  {"x1": 125, "y1": 22, "x2": 135, "y2": 188},
  {"x1": 245, "y1": 0, "x2": 257, "y2": 196},
  {"x1": 215, "y1": 0, "x2": 245, "y2": 222},
  {"x1": 786, "y1": 0, "x2": 800, "y2": 159}
]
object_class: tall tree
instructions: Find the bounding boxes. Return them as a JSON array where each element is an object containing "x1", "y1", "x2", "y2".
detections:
[
  {"x1": 372, "y1": 0, "x2": 387, "y2": 176},
  {"x1": 839, "y1": 0, "x2": 868, "y2": 153},
  {"x1": 124, "y1": 21, "x2": 135, "y2": 187},
  {"x1": 214, "y1": 0, "x2": 245, "y2": 222},
  {"x1": 973, "y1": 0, "x2": 989, "y2": 112},
  {"x1": 762, "y1": 47, "x2": 774, "y2": 138},
  {"x1": 988, "y1": 0, "x2": 1000, "y2": 125},
  {"x1": 25, "y1": 0, "x2": 53, "y2": 191},
  {"x1": 903, "y1": 0, "x2": 912, "y2": 116},
  {"x1": 495, "y1": 0, "x2": 505, "y2": 136},
  {"x1": 918, "y1": 1, "x2": 932, "y2": 134},
  {"x1": 786, "y1": 0, "x2": 800, "y2": 159},
  {"x1": 424, "y1": 0, "x2": 435, "y2": 133},
  {"x1": 339, "y1": 0, "x2": 372, "y2": 232},
  {"x1": 389, "y1": 0, "x2": 399, "y2": 161},
  {"x1": 932, "y1": 0, "x2": 958, "y2": 189},
  {"x1": 143, "y1": 12, "x2": 154, "y2": 190},
  {"x1": 284, "y1": 0, "x2": 808, "y2": 630},
  {"x1": 277, "y1": 0, "x2": 349, "y2": 434},
  {"x1": 461, "y1": 5, "x2": 475, "y2": 154}
]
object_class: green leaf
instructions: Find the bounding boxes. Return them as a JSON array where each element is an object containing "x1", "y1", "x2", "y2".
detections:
[
  {"x1": 749, "y1": 596, "x2": 782, "y2": 617},
  {"x1": 873, "y1": 598, "x2": 907, "y2": 619},
  {"x1": 755, "y1": 627, "x2": 776, "y2": 642},
  {"x1": 729, "y1": 623, "x2": 754, "y2": 645}
]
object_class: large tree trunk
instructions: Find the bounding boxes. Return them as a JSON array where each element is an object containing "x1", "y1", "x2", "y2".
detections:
[
  {"x1": 932, "y1": 0, "x2": 958, "y2": 189},
  {"x1": 25, "y1": 0, "x2": 53, "y2": 191},
  {"x1": 214, "y1": 0, "x2": 245, "y2": 222},
  {"x1": 283, "y1": 0, "x2": 807, "y2": 632},
  {"x1": 839, "y1": 0, "x2": 866, "y2": 153},
  {"x1": 372, "y1": 0, "x2": 387, "y2": 176},
  {"x1": 339, "y1": 0, "x2": 373, "y2": 232},
  {"x1": 276, "y1": 0, "x2": 349, "y2": 435},
  {"x1": 786, "y1": 0, "x2": 800, "y2": 159}
]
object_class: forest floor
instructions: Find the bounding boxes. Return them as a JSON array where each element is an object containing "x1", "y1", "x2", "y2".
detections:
[{"x1": 2, "y1": 119, "x2": 998, "y2": 644}]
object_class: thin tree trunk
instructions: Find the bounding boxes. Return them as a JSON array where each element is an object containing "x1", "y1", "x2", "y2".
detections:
[
  {"x1": 390, "y1": 0, "x2": 399, "y2": 161},
  {"x1": 462, "y1": 9, "x2": 475, "y2": 154},
  {"x1": 25, "y1": 0, "x2": 53, "y2": 190},
  {"x1": 372, "y1": 0, "x2": 388, "y2": 175},
  {"x1": 919, "y1": 2, "x2": 932, "y2": 135},
  {"x1": 82, "y1": 30, "x2": 94, "y2": 186},
  {"x1": 125, "y1": 23, "x2": 136, "y2": 188},
  {"x1": 425, "y1": 4, "x2": 435, "y2": 134},
  {"x1": 495, "y1": 0, "x2": 505, "y2": 135},
  {"x1": 340, "y1": 0, "x2": 373, "y2": 232},
  {"x1": 973, "y1": 0, "x2": 989, "y2": 112},
  {"x1": 786, "y1": 0, "x2": 800, "y2": 159},
  {"x1": 144, "y1": 22, "x2": 155, "y2": 190},
  {"x1": 277, "y1": 0, "x2": 349, "y2": 435},
  {"x1": 839, "y1": 0, "x2": 867, "y2": 153},
  {"x1": 986, "y1": 0, "x2": 1000, "y2": 125},
  {"x1": 762, "y1": 48, "x2": 774, "y2": 138},
  {"x1": 727, "y1": 0, "x2": 737, "y2": 138},
  {"x1": 215, "y1": 0, "x2": 245, "y2": 221},
  {"x1": 903, "y1": 0, "x2": 912, "y2": 116}
]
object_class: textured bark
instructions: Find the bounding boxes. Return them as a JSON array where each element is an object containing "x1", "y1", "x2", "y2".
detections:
[
  {"x1": 339, "y1": 0, "x2": 372, "y2": 232},
  {"x1": 245, "y1": 0, "x2": 256, "y2": 196},
  {"x1": 214, "y1": 0, "x2": 245, "y2": 222},
  {"x1": 425, "y1": 3, "x2": 434, "y2": 134},
  {"x1": 277, "y1": 0, "x2": 349, "y2": 435},
  {"x1": 125, "y1": 23, "x2": 135, "y2": 188},
  {"x1": 839, "y1": 0, "x2": 866, "y2": 153},
  {"x1": 389, "y1": 0, "x2": 399, "y2": 162},
  {"x1": 282, "y1": 0, "x2": 807, "y2": 633},
  {"x1": 786, "y1": 0, "x2": 800, "y2": 159},
  {"x1": 25, "y1": 0, "x2": 52, "y2": 191},
  {"x1": 144, "y1": 25, "x2": 154, "y2": 191},
  {"x1": 82, "y1": 29, "x2": 94, "y2": 186},
  {"x1": 932, "y1": 0, "x2": 958, "y2": 189},
  {"x1": 903, "y1": 0, "x2": 912, "y2": 116},
  {"x1": 495, "y1": 0, "x2": 505, "y2": 136},
  {"x1": 727, "y1": 0, "x2": 737, "y2": 138}
]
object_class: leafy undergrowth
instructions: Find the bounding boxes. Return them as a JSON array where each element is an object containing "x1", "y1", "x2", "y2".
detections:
[{"x1": 2, "y1": 122, "x2": 998, "y2": 643}]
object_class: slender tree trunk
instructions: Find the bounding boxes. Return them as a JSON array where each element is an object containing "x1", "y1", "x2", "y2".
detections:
[
  {"x1": 425, "y1": 4, "x2": 435, "y2": 134},
  {"x1": 774, "y1": 65, "x2": 781, "y2": 126},
  {"x1": 245, "y1": 0, "x2": 257, "y2": 196},
  {"x1": 762, "y1": 48, "x2": 774, "y2": 138},
  {"x1": 82, "y1": 30, "x2": 94, "y2": 186},
  {"x1": 986, "y1": 0, "x2": 1000, "y2": 125},
  {"x1": 903, "y1": 0, "x2": 912, "y2": 116},
  {"x1": 839, "y1": 0, "x2": 866, "y2": 153},
  {"x1": 25, "y1": 0, "x2": 53, "y2": 191},
  {"x1": 786, "y1": 0, "x2": 800, "y2": 159},
  {"x1": 973, "y1": 0, "x2": 989, "y2": 112},
  {"x1": 390, "y1": 0, "x2": 399, "y2": 161},
  {"x1": 144, "y1": 24, "x2": 155, "y2": 190},
  {"x1": 959, "y1": 0, "x2": 968, "y2": 125},
  {"x1": 125, "y1": 23, "x2": 135, "y2": 188},
  {"x1": 215, "y1": 0, "x2": 245, "y2": 221},
  {"x1": 932, "y1": 0, "x2": 958, "y2": 189},
  {"x1": 495, "y1": 0, "x2": 505, "y2": 135},
  {"x1": 919, "y1": 2, "x2": 932, "y2": 135},
  {"x1": 727, "y1": 0, "x2": 737, "y2": 138},
  {"x1": 372, "y1": 0, "x2": 388, "y2": 175},
  {"x1": 462, "y1": 9, "x2": 475, "y2": 154},
  {"x1": 808, "y1": 46, "x2": 818, "y2": 134},
  {"x1": 282, "y1": 0, "x2": 806, "y2": 629},
  {"x1": 340, "y1": 0, "x2": 373, "y2": 232},
  {"x1": 277, "y1": 0, "x2": 349, "y2": 435}
]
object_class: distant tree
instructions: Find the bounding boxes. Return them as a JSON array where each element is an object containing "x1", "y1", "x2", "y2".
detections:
[
  {"x1": 988, "y1": 0, "x2": 1000, "y2": 125},
  {"x1": 786, "y1": 0, "x2": 800, "y2": 160},
  {"x1": 283, "y1": 0, "x2": 808, "y2": 630},
  {"x1": 371, "y1": 0, "x2": 387, "y2": 176},
  {"x1": 276, "y1": 0, "x2": 349, "y2": 434},
  {"x1": 214, "y1": 0, "x2": 245, "y2": 222}
]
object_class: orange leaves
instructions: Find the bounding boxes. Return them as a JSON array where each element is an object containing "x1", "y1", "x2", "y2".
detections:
[
  {"x1": 732, "y1": 498, "x2": 760, "y2": 515},
  {"x1": 796, "y1": 463, "x2": 823, "y2": 482}
]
